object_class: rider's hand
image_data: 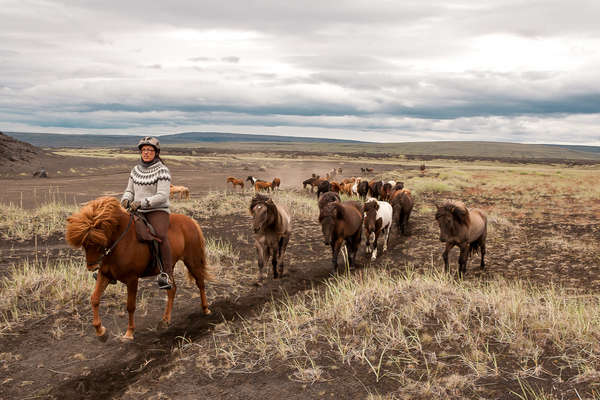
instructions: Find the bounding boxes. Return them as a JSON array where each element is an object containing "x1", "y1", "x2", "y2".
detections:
[
  {"x1": 121, "y1": 199, "x2": 130, "y2": 209},
  {"x1": 130, "y1": 200, "x2": 142, "y2": 212}
]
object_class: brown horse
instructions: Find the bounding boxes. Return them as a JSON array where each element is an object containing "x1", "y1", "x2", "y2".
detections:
[
  {"x1": 65, "y1": 197, "x2": 211, "y2": 341},
  {"x1": 319, "y1": 201, "x2": 363, "y2": 272},
  {"x1": 170, "y1": 184, "x2": 190, "y2": 200},
  {"x1": 435, "y1": 200, "x2": 487, "y2": 277},
  {"x1": 227, "y1": 176, "x2": 244, "y2": 190},
  {"x1": 391, "y1": 189, "x2": 414, "y2": 235},
  {"x1": 271, "y1": 177, "x2": 281, "y2": 190},
  {"x1": 255, "y1": 181, "x2": 272, "y2": 192},
  {"x1": 250, "y1": 194, "x2": 291, "y2": 283}
]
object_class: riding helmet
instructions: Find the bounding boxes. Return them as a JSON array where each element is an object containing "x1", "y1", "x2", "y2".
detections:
[{"x1": 137, "y1": 136, "x2": 160, "y2": 154}]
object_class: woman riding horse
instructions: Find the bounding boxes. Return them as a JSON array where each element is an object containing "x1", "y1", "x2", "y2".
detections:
[{"x1": 120, "y1": 136, "x2": 173, "y2": 290}]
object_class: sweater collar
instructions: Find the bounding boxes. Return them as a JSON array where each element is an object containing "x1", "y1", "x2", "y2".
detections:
[{"x1": 139, "y1": 157, "x2": 160, "y2": 168}]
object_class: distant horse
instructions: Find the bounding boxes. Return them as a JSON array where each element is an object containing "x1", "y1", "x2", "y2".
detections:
[
  {"x1": 391, "y1": 189, "x2": 413, "y2": 235},
  {"x1": 329, "y1": 181, "x2": 341, "y2": 193},
  {"x1": 250, "y1": 194, "x2": 291, "y2": 283},
  {"x1": 435, "y1": 200, "x2": 487, "y2": 277},
  {"x1": 316, "y1": 180, "x2": 331, "y2": 199},
  {"x1": 319, "y1": 201, "x2": 363, "y2": 272},
  {"x1": 247, "y1": 176, "x2": 267, "y2": 186},
  {"x1": 302, "y1": 175, "x2": 320, "y2": 192},
  {"x1": 271, "y1": 177, "x2": 281, "y2": 190},
  {"x1": 255, "y1": 181, "x2": 272, "y2": 192},
  {"x1": 363, "y1": 199, "x2": 393, "y2": 261},
  {"x1": 368, "y1": 180, "x2": 383, "y2": 200},
  {"x1": 227, "y1": 176, "x2": 244, "y2": 190},
  {"x1": 170, "y1": 185, "x2": 190, "y2": 200},
  {"x1": 339, "y1": 182, "x2": 353, "y2": 196},
  {"x1": 65, "y1": 197, "x2": 211, "y2": 341}
]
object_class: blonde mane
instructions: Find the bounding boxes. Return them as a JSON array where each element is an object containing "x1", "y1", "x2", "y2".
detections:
[{"x1": 66, "y1": 196, "x2": 123, "y2": 248}]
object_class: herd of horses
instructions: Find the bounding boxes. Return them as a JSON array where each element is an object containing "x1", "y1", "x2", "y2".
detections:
[
  {"x1": 226, "y1": 176, "x2": 281, "y2": 192},
  {"x1": 65, "y1": 169, "x2": 487, "y2": 341}
]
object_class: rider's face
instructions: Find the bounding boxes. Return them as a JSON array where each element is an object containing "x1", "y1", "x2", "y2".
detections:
[{"x1": 140, "y1": 145, "x2": 156, "y2": 162}]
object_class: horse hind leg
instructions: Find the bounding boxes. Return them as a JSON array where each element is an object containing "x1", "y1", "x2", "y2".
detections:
[
  {"x1": 271, "y1": 247, "x2": 279, "y2": 279},
  {"x1": 480, "y1": 241, "x2": 486, "y2": 270},
  {"x1": 277, "y1": 236, "x2": 290, "y2": 277},
  {"x1": 184, "y1": 257, "x2": 212, "y2": 316}
]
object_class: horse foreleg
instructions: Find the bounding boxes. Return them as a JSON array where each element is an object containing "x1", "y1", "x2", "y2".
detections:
[
  {"x1": 371, "y1": 232, "x2": 379, "y2": 261},
  {"x1": 91, "y1": 272, "x2": 110, "y2": 341},
  {"x1": 123, "y1": 278, "x2": 139, "y2": 340},
  {"x1": 277, "y1": 235, "x2": 290, "y2": 277},
  {"x1": 442, "y1": 242, "x2": 454, "y2": 273},
  {"x1": 458, "y1": 243, "x2": 469, "y2": 278},
  {"x1": 383, "y1": 224, "x2": 391, "y2": 252},
  {"x1": 331, "y1": 239, "x2": 343, "y2": 272},
  {"x1": 162, "y1": 282, "x2": 177, "y2": 325},
  {"x1": 255, "y1": 241, "x2": 267, "y2": 283},
  {"x1": 480, "y1": 242, "x2": 486, "y2": 270},
  {"x1": 271, "y1": 246, "x2": 279, "y2": 279}
]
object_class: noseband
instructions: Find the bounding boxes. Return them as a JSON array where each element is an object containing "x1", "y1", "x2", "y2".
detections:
[{"x1": 87, "y1": 213, "x2": 134, "y2": 270}]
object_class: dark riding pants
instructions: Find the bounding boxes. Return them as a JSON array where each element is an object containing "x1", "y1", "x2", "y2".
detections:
[{"x1": 145, "y1": 211, "x2": 173, "y2": 275}]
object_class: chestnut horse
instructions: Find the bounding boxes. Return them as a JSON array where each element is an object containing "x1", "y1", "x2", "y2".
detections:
[
  {"x1": 66, "y1": 197, "x2": 211, "y2": 341},
  {"x1": 170, "y1": 184, "x2": 190, "y2": 200},
  {"x1": 255, "y1": 181, "x2": 272, "y2": 192},
  {"x1": 227, "y1": 176, "x2": 244, "y2": 190},
  {"x1": 319, "y1": 201, "x2": 363, "y2": 272},
  {"x1": 250, "y1": 194, "x2": 291, "y2": 284},
  {"x1": 435, "y1": 200, "x2": 487, "y2": 277},
  {"x1": 271, "y1": 177, "x2": 281, "y2": 190}
]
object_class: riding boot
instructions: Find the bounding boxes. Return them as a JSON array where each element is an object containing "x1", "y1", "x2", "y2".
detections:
[{"x1": 156, "y1": 239, "x2": 173, "y2": 290}]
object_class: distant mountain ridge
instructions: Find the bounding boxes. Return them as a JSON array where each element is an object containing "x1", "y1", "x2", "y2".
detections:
[{"x1": 6, "y1": 131, "x2": 363, "y2": 148}]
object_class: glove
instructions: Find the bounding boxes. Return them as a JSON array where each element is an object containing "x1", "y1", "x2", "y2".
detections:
[
  {"x1": 130, "y1": 200, "x2": 142, "y2": 212},
  {"x1": 121, "y1": 199, "x2": 130, "y2": 209}
]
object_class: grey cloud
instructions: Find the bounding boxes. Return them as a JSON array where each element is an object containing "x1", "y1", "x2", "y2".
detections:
[{"x1": 221, "y1": 56, "x2": 240, "y2": 63}]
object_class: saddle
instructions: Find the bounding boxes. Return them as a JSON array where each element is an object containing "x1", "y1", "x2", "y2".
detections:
[{"x1": 133, "y1": 213, "x2": 164, "y2": 276}]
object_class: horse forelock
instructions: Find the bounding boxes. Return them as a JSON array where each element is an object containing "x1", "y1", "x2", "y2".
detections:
[
  {"x1": 250, "y1": 193, "x2": 270, "y2": 212},
  {"x1": 66, "y1": 196, "x2": 122, "y2": 248},
  {"x1": 439, "y1": 200, "x2": 470, "y2": 228}
]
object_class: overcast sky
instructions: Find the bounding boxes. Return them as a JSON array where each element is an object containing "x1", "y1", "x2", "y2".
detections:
[{"x1": 1, "y1": 1, "x2": 599, "y2": 144}]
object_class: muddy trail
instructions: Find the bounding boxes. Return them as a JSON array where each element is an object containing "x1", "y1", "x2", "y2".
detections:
[{"x1": 2, "y1": 189, "x2": 600, "y2": 399}]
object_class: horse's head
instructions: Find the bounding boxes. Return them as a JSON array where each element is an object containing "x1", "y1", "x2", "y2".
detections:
[
  {"x1": 319, "y1": 202, "x2": 340, "y2": 245},
  {"x1": 435, "y1": 201, "x2": 469, "y2": 242},
  {"x1": 250, "y1": 194, "x2": 276, "y2": 233},
  {"x1": 246, "y1": 176, "x2": 254, "y2": 183},
  {"x1": 363, "y1": 200, "x2": 380, "y2": 245},
  {"x1": 66, "y1": 196, "x2": 123, "y2": 270}
]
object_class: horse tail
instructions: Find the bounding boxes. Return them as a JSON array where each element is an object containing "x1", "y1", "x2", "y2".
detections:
[{"x1": 186, "y1": 218, "x2": 213, "y2": 283}]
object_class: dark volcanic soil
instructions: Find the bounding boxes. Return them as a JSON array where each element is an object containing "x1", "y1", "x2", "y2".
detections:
[{"x1": 1, "y1": 151, "x2": 599, "y2": 399}]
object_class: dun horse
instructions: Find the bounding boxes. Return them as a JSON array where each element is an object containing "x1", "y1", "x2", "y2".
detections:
[
  {"x1": 65, "y1": 197, "x2": 211, "y2": 341},
  {"x1": 169, "y1": 185, "x2": 190, "y2": 200},
  {"x1": 363, "y1": 199, "x2": 393, "y2": 261},
  {"x1": 319, "y1": 201, "x2": 363, "y2": 272},
  {"x1": 435, "y1": 200, "x2": 487, "y2": 277},
  {"x1": 250, "y1": 194, "x2": 291, "y2": 283}
]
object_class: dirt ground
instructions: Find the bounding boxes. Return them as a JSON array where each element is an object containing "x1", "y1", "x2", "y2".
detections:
[{"x1": 1, "y1": 150, "x2": 600, "y2": 399}]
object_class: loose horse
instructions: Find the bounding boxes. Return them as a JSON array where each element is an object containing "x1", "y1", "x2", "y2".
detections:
[
  {"x1": 271, "y1": 177, "x2": 281, "y2": 190},
  {"x1": 255, "y1": 181, "x2": 272, "y2": 192},
  {"x1": 316, "y1": 180, "x2": 331, "y2": 199},
  {"x1": 250, "y1": 194, "x2": 291, "y2": 283},
  {"x1": 227, "y1": 176, "x2": 244, "y2": 190},
  {"x1": 302, "y1": 175, "x2": 320, "y2": 191},
  {"x1": 363, "y1": 199, "x2": 393, "y2": 261},
  {"x1": 357, "y1": 180, "x2": 369, "y2": 200},
  {"x1": 391, "y1": 189, "x2": 413, "y2": 235},
  {"x1": 170, "y1": 185, "x2": 190, "y2": 200},
  {"x1": 319, "y1": 201, "x2": 363, "y2": 272},
  {"x1": 65, "y1": 197, "x2": 211, "y2": 341},
  {"x1": 435, "y1": 200, "x2": 487, "y2": 277}
]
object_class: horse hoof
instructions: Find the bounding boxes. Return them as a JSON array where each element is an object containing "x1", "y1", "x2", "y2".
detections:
[
  {"x1": 121, "y1": 335, "x2": 134, "y2": 342},
  {"x1": 203, "y1": 308, "x2": 212, "y2": 316},
  {"x1": 96, "y1": 328, "x2": 108, "y2": 342},
  {"x1": 157, "y1": 320, "x2": 170, "y2": 330}
]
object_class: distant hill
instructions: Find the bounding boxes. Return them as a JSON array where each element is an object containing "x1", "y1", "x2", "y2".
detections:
[{"x1": 6, "y1": 131, "x2": 362, "y2": 148}]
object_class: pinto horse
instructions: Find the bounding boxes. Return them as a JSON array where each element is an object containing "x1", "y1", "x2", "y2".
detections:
[
  {"x1": 65, "y1": 197, "x2": 211, "y2": 341},
  {"x1": 435, "y1": 200, "x2": 487, "y2": 277},
  {"x1": 363, "y1": 199, "x2": 393, "y2": 261},
  {"x1": 319, "y1": 201, "x2": 363, "y2": 272},
  {"x1": 227, "y1": 176, "x2": 244, "y2": 190},
  {"x1": 250, "y1": 194, "x2": 291, "y2": 283}
]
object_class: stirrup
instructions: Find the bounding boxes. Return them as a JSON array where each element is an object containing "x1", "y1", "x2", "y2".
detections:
[
  {"x1": 92, "y1": 272, "x2": 117, "y2": 285},
  {"x1": 157, "y1": 272, "x2": 172, "y2": 290}
]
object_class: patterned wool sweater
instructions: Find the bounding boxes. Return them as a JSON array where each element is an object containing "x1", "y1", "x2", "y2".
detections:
[{"x1": 121, "y1": 161, "x2": 171, "y2": 213}]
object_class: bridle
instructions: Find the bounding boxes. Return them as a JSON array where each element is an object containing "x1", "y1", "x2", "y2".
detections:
[{"x1": 87, "y1": 213, "x2": 134, "y2": 271}]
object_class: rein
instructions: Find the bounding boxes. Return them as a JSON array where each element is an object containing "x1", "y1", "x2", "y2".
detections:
[{"x1": 87, "y1": 212, "x2": 134, "y2": 270}]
